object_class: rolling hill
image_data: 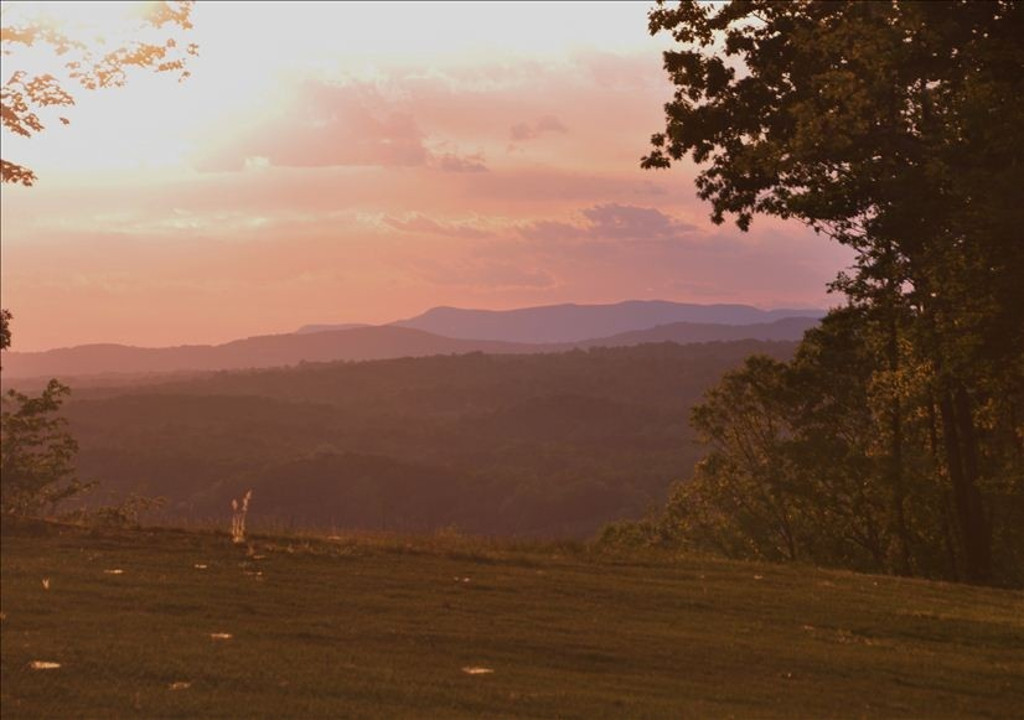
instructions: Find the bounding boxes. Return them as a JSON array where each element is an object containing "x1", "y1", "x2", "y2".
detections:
[
  {"x1": 3, "y1": 315, "x2": 817, "y2": 382},
  {"x1": 577, "y1": 316, "x2": 818, "y2": 348},
  {"x1": 0, "y1": 326, "x2": 539, "y2": 380},
  {"x1": 60, "y1": 341, "x2": 800, "y2": 536}
]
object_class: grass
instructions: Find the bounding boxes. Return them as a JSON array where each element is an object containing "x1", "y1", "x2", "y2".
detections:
[{"x1": 1, "y1": 521, "x2": 1022, "y2": 719}]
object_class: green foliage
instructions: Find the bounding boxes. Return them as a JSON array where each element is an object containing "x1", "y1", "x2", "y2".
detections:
[
  {"x1": 662, "y1": 315, "x2": 886, "y2": 569},
  {"x1": 61, "y1": 491, "x2": 167, "y2": 529},
  {"x1": 0, "y1": 379, "x2": 92, "y2": 516},
  {"x1": 672, "y1": 354, "x2": 805, "y2": 562},
  {"x1": 0, "y1": 308, "x2": 11, "y2": 353},
  {"x1": 595, "y1": 517, "x2": 668, "y2": 550},
  {"x1": 645, "y1": 0, "x2": 1024, "y2": 584},
  {"x1": 653, "y1": 308, "x2": 1022, "y2": 585},
  {"x1": 644, "y1": 1, "x2": 1024, "y2": 246}
]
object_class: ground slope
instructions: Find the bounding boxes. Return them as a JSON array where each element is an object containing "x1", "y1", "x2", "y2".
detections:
[{"x1": 1, "y1": 523, "x2": 1021, "y2": 719}]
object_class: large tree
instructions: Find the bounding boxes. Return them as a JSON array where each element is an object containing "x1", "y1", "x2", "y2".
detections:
[
  {"x1": 644, "y1": 0, "x2": 1024, "y2": 583},
  {"x1": 663, "y1": 308, "x2": 959, "y2": 578}
]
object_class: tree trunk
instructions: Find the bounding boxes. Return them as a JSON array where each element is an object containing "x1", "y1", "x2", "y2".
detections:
[
  {"x1": 885, "y1": 304, "x2": 911, "y2": 576},
  {"x1": 938, "y1": 384, "x2": 992, "y2": 584}
]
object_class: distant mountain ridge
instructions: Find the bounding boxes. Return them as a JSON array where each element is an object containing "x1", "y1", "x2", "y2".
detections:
[
  {"x1": 294, "y1": 322, "x2": 369, "y2": 335},
  {"x1": 389, "y1": 300, "x2": 824, "y2": 343},
  {"x1": 1, "y1": 327, "x2": 538, "y2": 380},
  {"x1": 577, "y1": 316, "x2": 818, "y2": 349},
  {"x1": 2, "y1": 317, "x2": 819, "y2": 382}
]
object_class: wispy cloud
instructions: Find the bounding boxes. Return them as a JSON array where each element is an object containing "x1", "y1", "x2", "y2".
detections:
[
  {"x1": 383, "y1": 213, "x2": 492, "y2": 239},
  {"x1": 520, "y1": 203, "x2": 698, "y2": 244},
  {"x1": 434, "y1": 152, "x2": 488, "y2": 173},
  {"x1": 509, "y1": 115, "x2": 567, "y2": 142},
  {"x1": 194, "y1": 81, "x2": 430, "y2": 172}
]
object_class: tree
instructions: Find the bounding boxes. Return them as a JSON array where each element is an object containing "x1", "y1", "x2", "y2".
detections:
[
  {"x1": 0, "y1": 311, "x2": 90, "y2": 515},
  {"x1": 657, "y1": 307, "x2": 983, "y2": 579},
  {"x1": 1, "y1": 379, "x2": 91, "y2": 516},
  {"x1": 0, "y1": 308, "x2": 11, "y2": 352},
  {"x1": 2, "y1": 0, "x2": 197, "y2": 186},
  {"x1": 644, "y1": 0, "x2": 1024, "y2": 584},
  {"x1": 664, "y1": 314, "x2": 891, "y2": 572},
  {"x1": 669, "y1": 354, "x2": 802, "y2": 562}
]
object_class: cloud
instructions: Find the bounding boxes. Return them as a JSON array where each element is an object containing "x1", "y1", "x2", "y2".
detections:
[
  {"x1": 187, "y1": 49, "x2": 673, "y2": 180},
  {"x1": 189, "y1": 48, "x2": 666, "y2": 174},
  {"x1": 194, "y1": 79, "x2": 502, "y2": 176},
  {"x1": 509, "y1": 114, "x2": 568, "y2": 141},
  {"x1": 194, "y1": 81, "x2": 431, "y2": 172},
  {"x1": 520, "y1": 203, "x2": 699, "y2": 244},
  {"x1": 434, "y1": 152, "x2": 488, "y2": 173},
  {"x1": 382, "y1": 213, "x2": 492, "y2": 239},
  {"x1": 460, "y1": 168, "x2": 685, "y2": 208},
  {"x1": 290, "y1": 87, "x2": 418, "y2": 167},
  {"x1": 572, "y1": 50, "x2": 668, "y2": 90}
]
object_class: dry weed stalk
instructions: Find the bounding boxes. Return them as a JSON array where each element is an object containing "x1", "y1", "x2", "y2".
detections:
[{"x1": 231, "y1": 490, "x2": 252, "y2": 544}]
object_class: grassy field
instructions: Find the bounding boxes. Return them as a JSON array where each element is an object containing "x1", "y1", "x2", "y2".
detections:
[{"x1": 1, "y1": 521, "x2": 1022, "y2": 719}]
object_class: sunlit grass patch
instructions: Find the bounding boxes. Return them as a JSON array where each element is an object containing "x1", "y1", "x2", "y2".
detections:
[{"x1": 461, "y1": 667, "x2": 495, "y2": 675}]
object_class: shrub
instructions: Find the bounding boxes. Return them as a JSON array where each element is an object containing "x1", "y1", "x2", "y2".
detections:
[{"x1": 1, "y1": 380, "x2": 93, "y2": 516}]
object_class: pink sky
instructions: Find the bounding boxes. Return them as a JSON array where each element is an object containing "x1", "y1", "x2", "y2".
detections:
[{"x1": 1, "y1": 2, "x2": 853, "y2": 352}]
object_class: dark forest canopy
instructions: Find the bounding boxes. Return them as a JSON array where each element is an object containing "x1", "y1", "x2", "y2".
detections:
[
  {"x1": 641, "y1": 0, "x2": 1024, "y2": 585},
  {"x1": 53, "y1": 342, "x2": 797, "y2": 538}
]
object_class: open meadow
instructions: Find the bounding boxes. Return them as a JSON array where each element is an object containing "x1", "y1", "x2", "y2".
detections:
[{"x1": 2, "y1": 520, "x2": 1022, "y2": 719}]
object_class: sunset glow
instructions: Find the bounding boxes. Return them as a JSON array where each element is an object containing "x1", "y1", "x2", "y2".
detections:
[{"x1": 1, "y1": 2, "x2": 853, "y2": 351}]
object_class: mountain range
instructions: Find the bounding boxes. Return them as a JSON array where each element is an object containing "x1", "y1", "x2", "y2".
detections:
[
  {"x1": 304, "y1": 299, "x2": 824, "y2": 343},
  {"x1": 2, "y1": 301, "x2": 824, "y2": 381}
]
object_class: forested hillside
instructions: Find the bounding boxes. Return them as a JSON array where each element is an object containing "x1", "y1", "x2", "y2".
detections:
[{"x1": 60, "y1": 341, "x2": 797, "y2": 537}]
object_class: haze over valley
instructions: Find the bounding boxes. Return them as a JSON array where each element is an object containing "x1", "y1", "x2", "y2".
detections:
[
  {"x1": 2, "y1": 297, "x2": 818, "y2": 537},
  {"x1": 61, "y1": 338, "x2": 799, "y2": 537}
]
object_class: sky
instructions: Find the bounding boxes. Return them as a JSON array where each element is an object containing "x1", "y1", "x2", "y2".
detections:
[{"x1": 0, "y1": 1, "x2": 854, "y2": 352}]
